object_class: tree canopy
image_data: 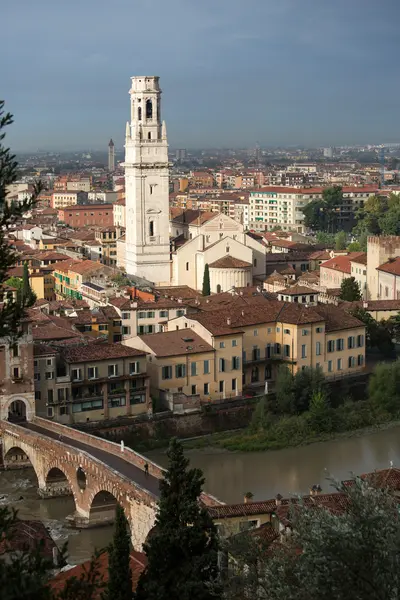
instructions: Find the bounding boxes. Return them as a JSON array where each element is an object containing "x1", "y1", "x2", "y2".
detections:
[
  {"x1": 339, "y1": 276, "x2": 362, "y2": 302},
  {"x1": 302, "y1": 186, "x2": 343, "y2": 233}
]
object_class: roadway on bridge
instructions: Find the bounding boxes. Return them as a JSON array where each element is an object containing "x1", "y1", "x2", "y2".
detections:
[{"x1": 22, "y1": 422, "x2": 161, "y2": 498}]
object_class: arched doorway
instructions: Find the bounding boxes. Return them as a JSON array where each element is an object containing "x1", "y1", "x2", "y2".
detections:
[{"x1": 8, "y1": 400, "x2": 26, "y2": 422}]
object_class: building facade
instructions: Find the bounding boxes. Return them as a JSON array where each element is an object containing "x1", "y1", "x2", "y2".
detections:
[
  {"x1": 125, "y1": 76, "x2": 171, "y2": 285},
  {"x1": 58, "y1": 204, "x2": 114, "y2": 228}
]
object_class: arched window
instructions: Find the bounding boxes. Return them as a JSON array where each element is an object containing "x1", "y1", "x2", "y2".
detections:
[
  {"x1": 138, "y1": 107, "x2": 142, "y2": 121},
  {"x1": 216, "y1": 284, "x2": 221, "y2": 293},
  {"x1": 149, "y1": 221, "x2": 154, "y2": 237},
  {"x1": 251, "y1": 366, "x2": 259, "y2": 383},
  {"x1": 148, "y1": 132, "x2": 151, "y2": 140},
  {"x1": 146, "y1": 99, "x2": 153, "y2": 119}
]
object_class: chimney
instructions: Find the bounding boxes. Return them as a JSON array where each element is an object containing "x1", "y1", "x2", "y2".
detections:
[
  {"x1": 363, "y1": 301, "x2": 368, "y2": 309},
  {"x1": 275, "y1": 493, "x2": 283, "y2": 506},
  {"x1": 241, "y1": 310, "x2": 245, "y2": 316},
  {"x1": 227, "y1": 317, "x2": 231, "y2": 325},
  {"x1": 244, "y1": 492, "x2": 253, "y2": 503}
]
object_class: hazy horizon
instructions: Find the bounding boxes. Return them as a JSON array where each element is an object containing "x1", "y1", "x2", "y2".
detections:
[{"x1": 3, "y1": 0, "x2": 399, "y2": 152}]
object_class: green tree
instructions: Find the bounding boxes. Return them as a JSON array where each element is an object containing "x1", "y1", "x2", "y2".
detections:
[
  {"x1": 302, "y1": 186, "x2": 343, "y2": 233},
  {"x1": 315, "y1": 232, "x2": 335, "y2": 246},
  {"x1": 302, "y1": 199, "x2": 326, "y2": 231},
  {"x1": 105, "y1": 505, "x2": 132, "y2": 600},
  {"x1": 5, "y1": 276, "x2": 23, "y2": 294},
  {"x1": 135, "y1": 438, "x2": 220, "y2": 600},
  {"x1": 111, "y1": 273, "x2": 131, "y2": 287},
  {"x1": 307, "y1": 390, "x2": 333, "y2": 433},
  {"x1": 275, "y1": 365, "x2": 295, "y2": 414},
  {"x1": 292, "y1": 366, "x2": 326, "y2": 414},
  {"x1": 249, "y1": 396, "x2": 273, "y2": 432},
  {"x1": 349, "y1": 307, "x2": 395, "y2": 358},
  {"x1": 202, "y1": 263, "x2": 211, "y2": 296},
  {"x1": 22, "y1": 262, "x2": 36, "y2": 306},
  {"x1": 334, "y1": 231, "x2": 347, "y2": 251},
  {"x1": 0, "y1": 507, "x2": 103, "y2": 599},
  {"x1": 223, "y1": 477, "x2": 400, "y2": 600},
  {"x1": 368, "y1": 360, "x2": 400, "y2": 414},
  {"x1": 339, "y1": 276, "x2": 362, "y2": 301},
  {"x1": 0, "y1": 102, "x2": 42, "y2": 339}
]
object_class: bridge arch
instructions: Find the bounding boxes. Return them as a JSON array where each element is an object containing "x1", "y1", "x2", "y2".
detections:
[
  {"x1": 88, "y1": 487, "x2": 132, "y2": 531},
  {"x1": 3, "y1": 443, "x2": 41, "y2": 484},
  {"x1": 2, "y1": 395, "x2": 35, "y2": 422}
]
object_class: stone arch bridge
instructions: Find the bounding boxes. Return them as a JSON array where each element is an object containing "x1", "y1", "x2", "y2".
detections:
[{"x1": 0, "y1": 417, "x2": 222, "y2": 549}]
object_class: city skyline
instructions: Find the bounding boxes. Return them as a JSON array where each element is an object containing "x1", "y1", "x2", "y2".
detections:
[{"x1": 3, "y1": 0, "x2": 400, "y2": 151}]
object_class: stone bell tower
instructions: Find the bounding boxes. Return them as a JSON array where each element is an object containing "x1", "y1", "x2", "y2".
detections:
[{"x1": 124, "y1": 76, "x2": 171, "y2": 285}]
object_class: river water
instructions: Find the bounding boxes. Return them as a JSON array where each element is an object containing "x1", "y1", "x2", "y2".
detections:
[{"x1": 2, "y1": 425, "x2": 400, "y2": 564}]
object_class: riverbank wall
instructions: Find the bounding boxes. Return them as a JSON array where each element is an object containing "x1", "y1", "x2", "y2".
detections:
[{"x1": 75, "y1": 373, "x2": 370, "y2": 449}]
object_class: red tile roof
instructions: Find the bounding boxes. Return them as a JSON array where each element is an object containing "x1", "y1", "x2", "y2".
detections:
[
  {"x1": 139, "y1": 329, "x2": 214, "y2": 357},
  {"x1": 0, "y1": 520, "x2": 57, "y2": 560},
  {"x1": 320, "y1": 252, "x2": 366, "y2": 274},
  {"x1": 62, "y1": 343, "x2": 146, "y2": 363},
  {"x1": 209, "y1": 256, "x2": 252, "y2": 269},
  {"x1": 377, "y1": 257, "x2": 400, "y2": 276}
]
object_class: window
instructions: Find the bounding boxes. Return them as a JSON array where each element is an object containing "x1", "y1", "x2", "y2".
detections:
[
  {"x1": 33, "y1": 360, "x2": 38, "y2": 367},
  {"x1": 138, "y1": 312, "x2": 146, "y2": 319},
  {"x1": 58, "y1": 388, "x2": 66, "y2": 402},
  {"x1": 175, "y1": 364, "x2": 186, "y2": 378},
  {"x1": 72, "y1": 399, "x2": 104, "y2": 413},
  {"x1": 122, "y1": 312, "x2": 130, "y2": 320},
  {"x1": 328, "y1": 360, "x2": 333, "y2": 372},
  {"x1": 316, "y1": 326, "x2": 324, "y2": 333},
  {"x1": 71, "y1": 368, "x2": 82, "y2": 381},
  {"x1": 327, "y1": 340, "x2": 335, "y2": 353},
  {"x1": 162, "y1": 366, "x2": 172, "y2": 380},
  {"x1": 159, "y1": 310, "x2": 168, "y2": 318},
  {"x1": 232, "y1": 378, "x2": 237, "y2": 391},
  {"x1": 149, "y1": 221, "x2": 154, "y2": 237},
  {"x1": 176, "y1": 309, "x2": 185, "y2": 317},
  {"x1": 35, "y1": 391, "x2": 41, "y2": 401},
  {"x1": 232, "y1": 339, "x2": 237, "y2": 347},
  {"x1": 122, "y1": 326, "x2": 131, "y2": 335},
  {"x1": 358, "y1": 354, "x2": 364, "y2": 366},
  {"x1": 146, "y1": 98, "x2": 153, "y2": 119},
  {"x1": 108, "y1": 364, "x2": 118, "y2": 378},
  {"x1": 191, "y1": 385, "x2": 197, "y2": 395},
  {"x1": 283, "y1": 329, "x2": 290, "y2": 335},
  {"x1": 284, "y1": 344, "x2": 290, "y2": 357},
  {"x1": 108, "y1": 396, "x2": 126, "y2": 408},
  {"x1": 266, "y1": 344, "x2": 271, "y2": 359},
  {"x1": 219, "y1": 358, "x2": 226, "y2": 372},
  {"x1": 204, "y1": 360, "x2": 210, "y2": 374},
  {"x1": 88, "y1": 366, "x2": 98, "y2": 379},
  {"x1": 265, "y1": 364, "x2": 272, "y2": 379},
  {"x1": 254, "y1": 329, "x2": 258, "y2": 336},
  {"x1": 316, "y1": 341, "x2": 321, "y2": 356},
  {"x1": 267, "y1": 328, "x2": 272, "y2": 334},
  {"x1": 336, "y1": 339, "x2": 344, "y2": 351},
  {"x1": 276, "y1": 327, "x2": 280, "y2": 333},
  {"x1": 348, "y1": 356, "x2": 355, "y2": 368},
  {"x1": 186, "y1": 262, "x2": 189, "y2": 271},
  {"x1": 232, "y1": 356, "x2": 240, "y2": 370},
  {"x1": 348, "y1": 336, "x2": 355, "y2": 349},
  {"x1": 60, "y1": 406, "x2": 69, "y2": 416},
  {"x1": 191, "y1": 361, "x2": 197, "y2": 376},
  {"x1": 204, "y1": 382, "x2": 210, "y2": 395},
  {"x1": 11, "y1": 345, "x2": 19, "y2": 357},
  {"x1": 219, "y1": 341, "x2": 225, "y2": 348},
  {"x1": 302, "y1": 329, "x2": 308, "y2": 336},
  {"x1": 337, "y1": 358, "x2": 343, "y2": 370},
  {"x1": 251, "y1": 366, "x2": 259, "y2": 383},
  {"x1": 98, "y1": 324, "x2": 108, "y2": 331},
  {"x1": 148, "y1": 132, "x2": 152, "y2": 140},
  {"x1": 357, "y1": 334, "x2": 364, "y2": 347},
  {"x1": 301, "y1": 344, "x2": 307, "y2": 359},
  {"x1": 129, "y1": 361, "x2": 140, "y2": 375},
  {"x1": 48, "y1": 389, "x2": 53, "y2": 403},
  {"x1": 34, "y1": 372, "x2": 40, "y2": 381},
  {"x1": 47, "y1": 358, "x2": 52, "y2": 366},
  {"x1": 45, "y1": 371, "x2": 53, "y2": 380},
  {"x1": 274, "y1": 343, "x2": 281, "y2": 355},
  {"x1": 219, "y1": 380, "x2": 224, "y2": 393},
  {"x1": 47, "y1": 407, "x2": 54, "y2": 418}
]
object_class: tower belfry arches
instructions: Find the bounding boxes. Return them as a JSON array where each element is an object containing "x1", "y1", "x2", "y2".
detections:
[{"x1": 125, "y1": 76, "x2": 171, "y2": 285}]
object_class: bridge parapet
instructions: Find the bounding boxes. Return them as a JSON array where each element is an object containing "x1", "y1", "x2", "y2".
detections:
[{"x1": 32, "y1": 417, "x2": 165, "y2": 479}]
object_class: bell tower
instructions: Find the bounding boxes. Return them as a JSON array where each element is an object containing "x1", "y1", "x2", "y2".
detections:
[{"x1": 124, "y1": 76, "x2": 170, "y2": 285}]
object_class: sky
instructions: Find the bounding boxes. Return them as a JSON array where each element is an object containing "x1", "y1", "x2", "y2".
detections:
[{"x1": 2, "y1": 0, "x2": 400, "y2": 151}]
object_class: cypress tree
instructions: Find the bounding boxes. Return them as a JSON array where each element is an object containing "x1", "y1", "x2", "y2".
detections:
[
  {"x1": 202, "y1": 263, "x2": 211, "y2": 296},
  {"x1": 105, "y1": 504, "x2": 132, "y2": 600},
  {"x1": 135, "y1": 438, "x2": 220, "y2": 600}
]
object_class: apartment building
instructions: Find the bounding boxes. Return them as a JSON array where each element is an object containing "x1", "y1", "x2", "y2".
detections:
[
  {"x1": 88, "y1": 191, "x2": 117, "y2": 204},
  {"x1": 54, "y1": 176, "x2": 91, "y2": 192},
  {"x1": 320, "y1": 253, "x2": 366, "y2": 290},
  {"x1": 127, "y1": 329, "x2": 242, "y2": 410},
  {"x1": 51, "y1": 192, "x2": 86, "y2": 209},
  {"x1": 93, "y1": 226, "x2": 122, "y2": 266},
  {"x1": 110, "y1": 296, "x2": 187, "y2": 339},
  {"x1": 0, "y1": 319, "x2": 35, "y2": 421},
  {"x1": 52, "y1": 259, "x2": 111, "y2": 301},
  {"x1": 33, "y1": 342, "x2": 150, "y2": 423},
  {"x1": 169, "y1": 300, "x2": 366, "y2": 391},
  {"x1": 189, "y1": 171, "x2": 214, "y2": 188},
  {"x1": 249, "y1": 186, "x2": 377, "y2": 233},
  {"x1": 113, "y1": 198, "x2": 126, "y2": 228},
  {"x1": 68, "y1": 306, "x2": 123, "y2": 343},
  {"x1": 234, "y1": 198, "x2": 250, "y2": 229},
  {"x1": 58, "y1": 204, "x2": 114, "y2": 228}
]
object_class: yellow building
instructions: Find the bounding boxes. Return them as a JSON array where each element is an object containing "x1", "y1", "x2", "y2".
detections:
[
  {"x1": 126, "y1": 328, "x2": 243, "y2": 410},
  {"x1": 169, "y1": 300, "x2": 366, "y2": 392},
  {"x1": 29, "y1": 269, "x2": 55, "y2": 301}
]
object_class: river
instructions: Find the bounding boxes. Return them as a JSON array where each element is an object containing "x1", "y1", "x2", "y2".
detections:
[{"x1": 2, "y1": 425, "x2": 400, "y2": 564}]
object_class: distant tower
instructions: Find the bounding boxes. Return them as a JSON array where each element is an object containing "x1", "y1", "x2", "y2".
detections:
[
  {"x1": 108, "y1": 139, "x2": 115, "y2": 172},
  {"x1": 124, "y1": 76, "x2": 171, "y2": 285}
]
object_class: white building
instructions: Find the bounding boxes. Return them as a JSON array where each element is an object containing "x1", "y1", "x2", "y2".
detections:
[
  {"x1": 113, "y1": 198, "x2": 126, "y2": 228},
  {"x1": 234, "y1": 198, "x2": 250, "y2": 229},
  {"x1": 124, "y1": 76, "x2": 171, "y2": 285},
  {"x1": 88, "y1": 191, "x2": 117, "y2": 204}
]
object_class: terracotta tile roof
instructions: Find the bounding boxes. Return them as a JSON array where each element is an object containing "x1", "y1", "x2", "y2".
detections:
[
  {"x1": 343, "y1": 468, "x2": 400, "y2": 491},
  {"x1": 320, "y1": 252, "x2": 366, "y2": 274},
  {"x1": 344, "y1": 299, "x2": 400, "y2": 311},
  {"x1": 278, "y1": 265, "x2": 296, "y2": 275},
  {"x1": 209, "y1": 256, "x2": 252, "y2": 269},
  {"x1": 62, "y1": 342, "x2": 146, "y2": 363},
  {"x1": 280, "y1": 284, "x2": 317, "y2": 296},
  {"x1": 0, "y1": 520, "x2": 57, "y2": 560},
  {"x1": 350, "y1": 253, "x2": 367, "y2": 265},
  {"x1": 50, "y1": 550, "x2": 146, "y2": 598},
  {"x1": 251, "y1": 522, "x2": 280, "y2": 545},
  {"x1": 308, "y1": 250, "x2": 332, "y2": 260},
  {"x1": 311, "y1": 304, "x2": 364, "y2": 332},
  {"x1": 171, "y1": 209, "x2": 217, "y2": 226},
  {"x1": 33, "y1": 344, "x2": 57, "y2": 356},
  {"x1": 139, "y1": 329, "x2": 214, "y2": 357},
  {"x1": 208, "y1": 500, "x2": 276, "y2": 519},
  {"x1": 377, "y1": 257, "x2": 400, "y2": 276},
  {"x1": 255, "y1": 185, "x2": 377, "y2": 195},
  {"x1": 108, "y1": 296, "x2": 132, "y2": 310},
  {"x1": 155, "y1": 286, "x2": 198, "y2": 300}
]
